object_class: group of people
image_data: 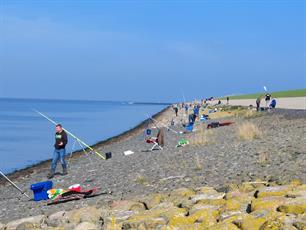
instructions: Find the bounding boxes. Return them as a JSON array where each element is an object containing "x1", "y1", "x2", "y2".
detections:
[
  {"x1": 48, "y1": 94, "x2": 277, "y2": 179},
  {"x1": 256, "y1": 93, "x2": 277, "y2": 111},
  {"x1": 173, "y1": 102, "x2": 204, "y2": 129}
]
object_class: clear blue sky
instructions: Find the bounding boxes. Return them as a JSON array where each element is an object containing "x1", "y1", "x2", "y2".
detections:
[{"x1": 0, "y1": 0, "x2": 305, "y2": 102}]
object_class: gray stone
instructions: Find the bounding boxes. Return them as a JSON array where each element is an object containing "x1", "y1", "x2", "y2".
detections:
[
  {"x1": 6, "y1": 215, "x2": 44, "y2": 230},
  {"x1": 74, "y1": 222, "x2": 98, "y2": 230},
  {"x1": 16, "y1": 222, "x2": 36, "y2": 230},
  {"x1": 191, "y1": 193, "x2": 225, "y2": 204},
  {"x1": 46, "y1": 211, "x2": 66, "y2": 227},
  {"x1": 65, "y1": 206, "x2": 102, "y2": 224}
]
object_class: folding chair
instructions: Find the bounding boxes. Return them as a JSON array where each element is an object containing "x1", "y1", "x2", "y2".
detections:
[{"x1": 145, "y1": 129, "x2": 163, "y2": 151}]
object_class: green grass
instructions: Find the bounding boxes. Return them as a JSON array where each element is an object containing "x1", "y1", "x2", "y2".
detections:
[{"x1": 222, "y1": 88, "x2": 306, "y2": 100}]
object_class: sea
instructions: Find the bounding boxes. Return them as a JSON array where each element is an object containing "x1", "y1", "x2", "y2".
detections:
[{"x1": 0, "y1": 98, "x2": 169, "y2": 174}]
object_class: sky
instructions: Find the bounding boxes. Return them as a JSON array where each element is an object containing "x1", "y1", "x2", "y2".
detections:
[{"x1": 0, "y1": 0, "x2": 305, "y2": 102}]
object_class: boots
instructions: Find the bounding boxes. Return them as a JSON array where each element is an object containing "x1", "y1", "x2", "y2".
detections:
[
  {"x1": 62, "y1": 165, "x2": 68, "y2": 175},
  {"x1": 47, "y1": 170, "x2": 55, "y2": 179}
]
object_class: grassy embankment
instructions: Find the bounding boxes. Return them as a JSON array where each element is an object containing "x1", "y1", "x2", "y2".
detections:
[{"x1": 222, "y1": 88, "x2": 306, "y2": 100}]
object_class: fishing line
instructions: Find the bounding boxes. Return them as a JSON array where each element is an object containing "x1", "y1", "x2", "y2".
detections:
[{"x1": 33, "y1": 109, "x2": 106, "y2": 160}]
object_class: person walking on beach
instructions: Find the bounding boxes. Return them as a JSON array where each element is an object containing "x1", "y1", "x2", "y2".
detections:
[
  {"x1": 48, "y1": 124, "x2": 68, "y2": 179},
  {"x1": 173, "y1": 105, "x2": 179, "y2": 117},
  {"x1": 226, "y1": 97, "x2": 229, "y2": 105},
  {"x1": 193, "y1": 106, "x2": 199, "y2": 119},
  {"x1": 256, "y1": 96, "x2": 261, "y2": 111},
  {"x1": 184, "y1": 104, "x2": 189, "y2": 114}
]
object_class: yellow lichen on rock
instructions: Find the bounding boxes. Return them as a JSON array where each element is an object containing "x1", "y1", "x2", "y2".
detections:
[
  {"x1": 170, "y1": 187, "x2": 196, "y2": 198},
  {"x1": 251, "y1": 197, "x2": 287, "y2": 212},
  {"x1": 3, "y1": 183, "x2": 306, "y2": 230},
  {"x1": 168, "y1": 216, "x2": 194, "y2": 226},
  {"x1": 205, "y1": 222, "x2": 240, "y2": 230},
  {"x1": 136, "y1": 193, "x2": 166, "y2": 210},
  {"x1": 259, "y1": 218, "x2": 284, "y2": 230},
  {"x1": 195, "y1": 186, "x2": 219, "y2": 195},
  {"x1": 255, "y1": 185, "x2": 292, "y2": 198},
  {"x1": 223, "y1": 199, "x2": 242, "y2": 212},
  {"x1": 277, "y1": 204, "x2": 306, "y2": 215},
  {"x1": 239, "y1": 183, "x2": 257, "y2": 193},
  {"x1": 197, "y1": 198, "x2": 227, "y2": 206},
  {"x1": 190, "y1": 208, "x2": 219, "y2": 224},
  {"x1": 240, "y1": 215, "x2": 266, "y2": 230}
]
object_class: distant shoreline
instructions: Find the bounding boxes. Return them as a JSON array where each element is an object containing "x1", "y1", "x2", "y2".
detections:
[{"x1": 0, "y1": 97, "x2": 172, "y2": 106}]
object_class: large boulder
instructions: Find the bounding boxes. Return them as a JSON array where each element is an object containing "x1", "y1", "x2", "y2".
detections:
[
  {"x1": 121, "y1": 202, "x2": 187, "y2": 229},
  {"x1": 190, "y1": 209, "x2": 219, "y2": 227},
  {"x1": 46, "y1": 211, "x2": 66, "y2": 227},
  {"x1": 191, "y1": 192, "x2": 225, "y2": 204},
  {"x1": 251, "y1": 197, "x2": 287, "y2": 212},
  {"x1": 189, "y1": 203, "x2": 222, "y2": 216},
  {"x1": 167, "y1": 188, "x2": 195, "y2": 207},
  {"x1": 225, "y1": 190, "x2": 254, "y2": 212},
  {"x1": 103, "y1": 200, "x2": 146, "y2": 227},
  {"x1": 6, "y1": 215, "x2": 45, "y2": 230},
  {"x1": 277, "y1": 204, "x2": 306, "y2": 215},
  {"x1": 222, "y1": 199, "x2": 241, "y2": 212},
  {"x1": 74, "y1": 222, "x2": 98, "y2": 230},
  {"x1": 259, "y1": 218, "x2": 284, "y2": 230},
  {"x1": 219, "y1": 212, "x2": 247, "y2": 225},
  {"x1": 255, "y1": 185, "x2": 292, "y2": 198},
  {"x1": 134, "y1": 193, "x2": 166, "y2": 210},
  {"x1": 195, "y1": 186, "x2": 219, "y2": 195},
  {"x1": 122, "y1": 217, "x2": 167, "y2": 230},
  {"x1": 109, "y1": 200, "x2": 146, "y2": 212},
  {"x1": 170, "y1": 188, "x2": 195, "y2": 198},
  {"x1": 205, "y1": 222, "x2": 240, "y2": 230},
  {"x1": 16, "y1": 222, "x2": 37, "y2": 230},
  {"x1": 239, "y1": 210, "x2": 286, "y2": 230},
  {"x1": 65, "y1": 206, "x2": 102, "y2": 224}
]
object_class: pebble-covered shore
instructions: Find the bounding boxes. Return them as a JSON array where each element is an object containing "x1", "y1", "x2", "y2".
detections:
[{"x1": 0, "y1": 106, "x2": 305, "y2": 229}]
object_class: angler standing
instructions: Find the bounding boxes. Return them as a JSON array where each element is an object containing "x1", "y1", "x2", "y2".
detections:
[{"x1": 48, "y1": 124, "x2": 68, "y2": 179}]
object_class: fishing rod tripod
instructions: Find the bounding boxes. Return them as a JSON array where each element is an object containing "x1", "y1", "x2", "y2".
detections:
[{"x1": 69, "y1": 137, "x2": 94, "y2": 165}]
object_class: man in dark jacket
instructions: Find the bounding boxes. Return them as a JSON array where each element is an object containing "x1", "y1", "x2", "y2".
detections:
[{"x1": 48, "y1": 124, "x2": 68, "y2": 179}]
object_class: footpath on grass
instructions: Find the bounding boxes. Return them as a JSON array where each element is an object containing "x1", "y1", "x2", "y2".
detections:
[{"x1": 221, "y1": 97, "x2": 306, "y2": 110}]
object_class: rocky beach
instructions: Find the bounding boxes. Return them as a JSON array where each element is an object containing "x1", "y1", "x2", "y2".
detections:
[{"x1": 0, "y1": 100, "x2": 305, "y2": 229}]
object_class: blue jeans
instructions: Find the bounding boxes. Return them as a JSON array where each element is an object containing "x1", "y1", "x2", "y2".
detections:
[{"x1": 51, "y1": 148, "x2": 67, "y2": 172}]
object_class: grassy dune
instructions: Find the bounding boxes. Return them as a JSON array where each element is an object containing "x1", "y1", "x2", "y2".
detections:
[{"x1": 223, "y1": 88, "x2": 306, "y2": 100}]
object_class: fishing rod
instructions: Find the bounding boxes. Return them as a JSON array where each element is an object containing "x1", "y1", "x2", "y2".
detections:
[
  {"x1": 146, "y1": 114, "x2": 179, "y2": 134},
  {"x1": 0, "y1": 171, "x2": 30, "y2": 199},
  {"x1": 33, "y1": 109, "x2": 106, "y2": 160}
]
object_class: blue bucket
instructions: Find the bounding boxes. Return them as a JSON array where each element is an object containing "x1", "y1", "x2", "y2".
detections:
[{"x1": 30, "y1": 181, "x2": 53, "y2": 201}]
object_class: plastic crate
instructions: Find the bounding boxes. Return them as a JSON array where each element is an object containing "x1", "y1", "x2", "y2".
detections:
[{"x1": 30, "y1": 181, "x2": 53, "y2": 201}]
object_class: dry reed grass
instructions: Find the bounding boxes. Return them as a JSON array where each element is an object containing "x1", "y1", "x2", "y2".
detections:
[
  {"x1": 194, "y1": 153, "x2": 203, "y2": 170},
  {"x1": 258, "y1": 152, "x2": 268, "y2": 166},
  {"x1": 135, "y1": 174, "x2": 148, "y2": 185},
  {"x1": 237, "y1": 122, "x2": 262, "y2": 140},
  {"x1": 190, "y1": 125, "x2": 214, "y2": 146}
]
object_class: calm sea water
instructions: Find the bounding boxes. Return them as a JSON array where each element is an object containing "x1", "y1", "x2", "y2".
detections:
[{"x1": 0, "y1": 98, "x2": 168, "y2": 174}]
